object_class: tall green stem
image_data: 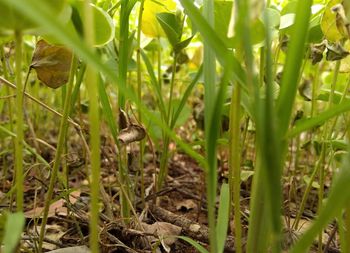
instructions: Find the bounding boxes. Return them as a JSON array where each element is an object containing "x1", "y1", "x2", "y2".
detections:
[
  {"x1": 136, "y1": 0, "x2": 145, "y2": 206},
  {"x1": 118, "y1": 0, "x2": 137, "y2": 220},
  {"x1": 14, "y1": 30, "x2": 24, "y2": 212},
  {"x1": 228, "y1": 84, "x2": 242, "y2": 253},
  {"x1": 157, "y1": 52, "x2": 178, "y2": 190},
  {"x1": 1, "y1": 45, "x2": 15, "y2": 207},
  {"x1": 83, "y1": 1, "x2": 100, "y2": 252},
  {"x1": 38, "y1": 56, "x2": 78, "y2": 252},
  {"x1": 203, "y1": 0, "x2": 217, "y2": 251}
]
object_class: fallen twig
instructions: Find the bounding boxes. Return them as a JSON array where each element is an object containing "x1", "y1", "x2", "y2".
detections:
[{"x1": 149, "y1": 204, "x2": 235, "y2": 252}]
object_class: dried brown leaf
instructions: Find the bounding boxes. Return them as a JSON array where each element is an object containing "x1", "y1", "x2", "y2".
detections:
[
  {"x1": 142, "y1": 221, "x2": 182, "y2": 246},
  {"x1": 24, "y1": 191, "x2": 80, "y2": 218},
  {"x1": 31, "y1": 39, "x2": 72, "y2": 89},
  {"x1": 119, "y1": 108, "x2": 129, "y2": 129},
  {"x1": 47, "y1": 246, "x2": 90, "y2": 253},
  {"x1": 118, "y1": 124, "x2": 146, "y2": 145},
  {"x1": 175, "y1": 199, "x2": 197, "y2": 211}
]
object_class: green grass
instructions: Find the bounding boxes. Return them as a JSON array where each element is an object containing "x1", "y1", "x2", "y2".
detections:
[{"x1": 2, "y1": 0, "x2": 350, "y2": 253}]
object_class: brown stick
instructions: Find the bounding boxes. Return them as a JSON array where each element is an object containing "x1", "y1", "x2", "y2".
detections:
[{"x1": 149, "y1": 204, "x2": 235, "y2": 252}]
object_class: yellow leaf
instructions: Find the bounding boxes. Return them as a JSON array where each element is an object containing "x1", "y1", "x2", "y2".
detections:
[
  {"x1": 141, "y1": 0, "x2": 176, "y2": 38},
  {"x1": 321, "y1": 0, "x2": 344, "y2": 42}
]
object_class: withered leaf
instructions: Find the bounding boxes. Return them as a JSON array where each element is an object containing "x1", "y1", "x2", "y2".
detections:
[
  {"x1": 298, "y1": 80, "x2": 312, "y2": 101},
  {"x1": 309, "y1": 41, "x2": 326, "y2": 65},
  {"x1": 119, "y1": 108, "x2": 129, "y2": 130},
  {"x1": 31, "y1": 39, "x2": 72, "y2": 89},
  {"x1": 175, "y1": 199, "x2": 197, "y2": 211},
  {"x1": 326, "y1": 42, "x2": 350, "y2": 61},
  {"x1": 142, "y1": 221, "x2": 182, "y2": 246},
  {"x1": 47, "y1": 246, "x2": 90, "y2": 253},
  {"x1": 118, "y1": 124, "x2": 146, "y2": 145}
]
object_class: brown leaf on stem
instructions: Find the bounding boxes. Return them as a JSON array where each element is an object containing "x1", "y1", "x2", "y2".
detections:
[
  {"x1": 118, "y1": 124, "x2": 146, "y2": 145},
  {"x1": 31, "y1": 39, "x2": 72, "y2": 89}
]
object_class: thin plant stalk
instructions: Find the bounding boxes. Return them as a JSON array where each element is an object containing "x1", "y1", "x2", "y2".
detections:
[
  {"x1": 228, "y1": 6, "x2": 243, "y2": 247},
  {"x1": 1, "y1": 45, "x2": 15, "y2": 205},
  {"x1": 83, "y1": 1, "x2": 101, "y2": 252},
  {"x1": 228, "y1": 83, "x2": 242, "y2": 253},
  {"x1": 157, "y1": 52, "x2": 178, "y2": 190},
  {"x1": 342, "y1": 110, "x2": 350, "y2": 252},
  {"x1": 338, "y1": 212, "x2": 346, "y2": 253},
  {"x1": 203, "y1": 0, "x2": 218, "y2": 251},
  {"x1": 157, "y1": 38, "x2": 162, "y2": 90},
  {"x1": 167, "y1": 52, "x2": 178, "y2": 124},
  {"x1": 317, "y1": 145, "x2": 326, "y2": 253},
  {"x1": 292, "y1": 146, "x2": 325, "y2": 230},
  {"x1": 293, "y1": 60, "x2": 341, "y2": 231},
  {"x1": 246, "y1": 154, "x2": 269, "y2": 253},
  {"x1": 118, "y1": 0, "x2": 137, "y2": 220},
  {"x1": 318, "y1": 60, "x2": 341, "y2": 251},
  {"x1": 136, "y1": 0, "x2": 145, "y2": 206},
  {"x1": 310, "y1": 65, "x2": 321, "y2": 119},
  {"x1": 14, "y1": 29, "x2": 24, "y2": 212},
  {"x1": 344, "y1": 205, "x2": 350, "y2": 252},
  {"x1": 38, "y1": 56, "x2": 78, "y2": 252},
  {"x1": 235, "y1": 0, "x2": 273, "y2": 251}
]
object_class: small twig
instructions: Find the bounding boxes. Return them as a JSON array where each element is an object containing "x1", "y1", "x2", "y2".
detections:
[
  {"x1": 104, "y1": 231, "x2": 141, "y2": 253},
  {"x1": 149, "y1": 204, "x2": 235, "y2": 252},
  {"x1": 22, "y1": 235, "x2": 67, "y2": 248},
  {"x1": 324, "y1": 224, "x2": 338, "y2": 253},
  {"x1": 138, "y1": 187, "x2": 176, "y2": 205},
  {"x1": 0, "y1": 76, "x2": 79, "y2": 129},
  {"x1": 0, "y1": 94, "x2": 16, "y2": 99}
]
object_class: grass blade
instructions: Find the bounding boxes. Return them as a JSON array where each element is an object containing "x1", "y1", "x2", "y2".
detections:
[
  {"x1": 171, "y1": 66, "x2": 203, "y2": 128},
  {"x1": 179, "y1": 0, "x2": 247, "y2": 88},
  {"x1": 290, "y1": 150, "x2": 350, "y2": 252},
  {"x1": 177, "y1": 236, "x2": 209, "y2": 253},
  {"x1": 288, "y1": 101, "x2": 350, "y2": 137},
  {"x1": 141, "y1": 49, "x2": 167, "y2": 119},
  {"x1": 217, "y1": 183, "x2": 230, "y2": 253},
  {"x1": 98, "y1": 75, "x2": 118, "y2": 143},
  {"x1": 276, "y1": 0, "x2": 313, "y2": 138},
  {"x1": 2, "y1": 212, "x2": 25, "y2": 253}
]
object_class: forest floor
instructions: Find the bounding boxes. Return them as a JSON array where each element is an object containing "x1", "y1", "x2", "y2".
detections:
[{"x1": 0, "y1": 118, "x2": 341, "y2": 253}]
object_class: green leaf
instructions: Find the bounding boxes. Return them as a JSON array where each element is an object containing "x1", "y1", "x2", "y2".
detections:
[
  {"x1": 0, "y1": 0, "x2": 65, "y2": 31},
  {"x1": 177, "y1": 236, "x2": 209, "y2": 253},
  {"x1": 179, "y1": 0, "x2": 247, "y2": 89},
  {"x1": 277, "y1": 0, "x2": 312, "y2": 138},
  {"x1": 281, "y1": 0, "x2": 297, "y2": 15},
  {"x1": 140, "y1": 49, "x2": 167, "y2": 118},
  {"x1": 98, "y1": 75, "x2": 118, "y2": 143},
  {"x1": 216, "y1": 183, "x2": 230, "y2": 253},
  {"x1": 174, "y1": 36, "x2": 194, "y2": 53},
  {"x1": 2, "y1": 212, "x2": 25, "y2": 253},
  {"x1": 288, "y1": 100, "x2": 350, "y2": 137},
  {"x1": 241, "y1": 170, "x2": 255, "y2": 182},
  {"x1": 74, "y1": 2, "x2": 115, "y2": 47},
  {"x1": 213, "y1": 1, "x2": 233, "y2": 46},
  {"x1": 171, "y1": 66, "x2": 202, "y2": 128},
  {"x1": 263, "y1": 8, "x2": 280, "y2": 28},
  {"x1": 279, "y1": 13, "x2": 295, "y2": 30},
  {"x1": 250, "y1": 19, "x2": 266, "y2": 46},
  {"x1": 156, "y1": 12, "x2": 181, "y2": 47},
  {"x1": 308, "y1": 14, "x2": 323, "y2": 43},
  {"x1": 303, "y1": 175, "x2": 320, "y2": 189}
]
